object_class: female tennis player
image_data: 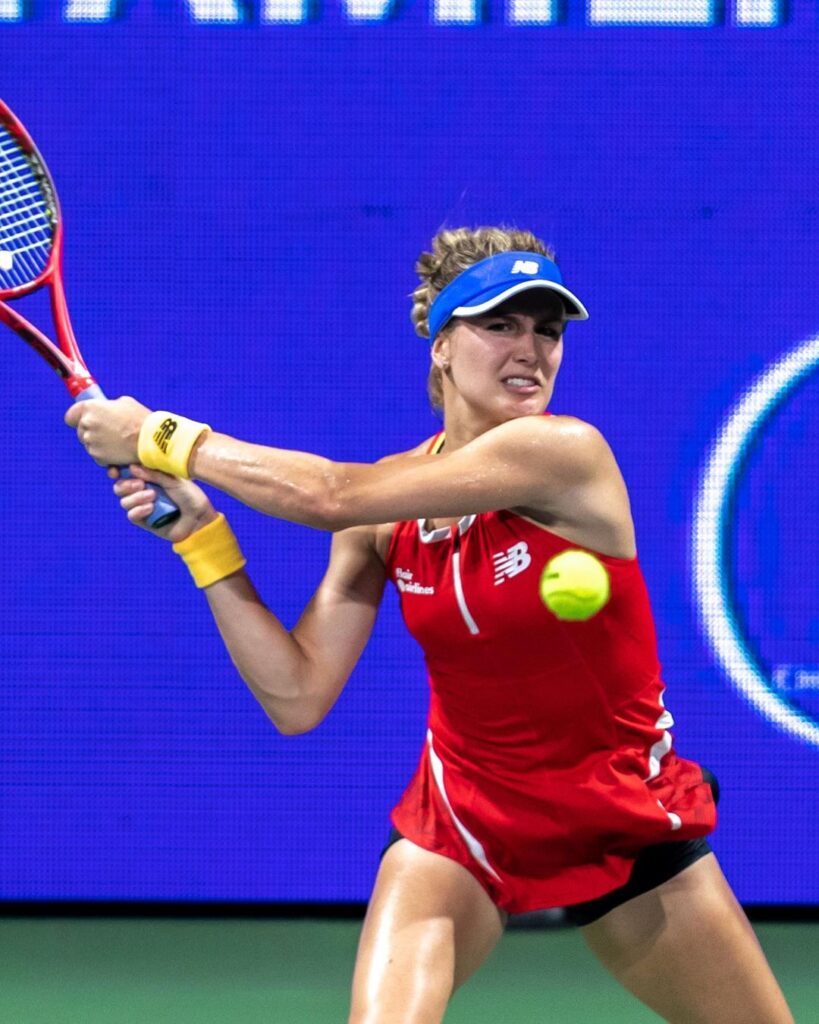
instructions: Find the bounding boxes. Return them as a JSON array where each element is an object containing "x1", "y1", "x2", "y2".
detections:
[{"x1": 66, "y1": 227, "x2": 793, "y2": 1023}]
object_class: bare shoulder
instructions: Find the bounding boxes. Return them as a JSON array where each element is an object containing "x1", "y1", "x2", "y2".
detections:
[
  {"x1": 474, "y1": 414, "x2": 616, "y2": 483},
  {"x1": 492, "y1": 415, "x2": 635, "y2": 558}
]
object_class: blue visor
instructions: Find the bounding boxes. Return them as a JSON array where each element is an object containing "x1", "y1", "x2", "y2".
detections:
[{"x1": 427, "y1": 251, "x2": 589, "y2": 342}]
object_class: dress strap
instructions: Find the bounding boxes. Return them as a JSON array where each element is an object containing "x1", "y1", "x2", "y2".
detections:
[{"x1": 427, "y1": 432, "x2": 446, "y2": 455}]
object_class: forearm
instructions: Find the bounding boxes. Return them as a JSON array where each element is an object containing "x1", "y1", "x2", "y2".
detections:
[
  {"x1": 204, "y1": 570, "x2": 324, "y2": 734},
  {"x1": 189, "y1": 432, "x2": 347, "y2": 530}
]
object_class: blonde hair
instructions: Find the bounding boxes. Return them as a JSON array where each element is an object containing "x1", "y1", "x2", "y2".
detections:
[{"x1": 411, "y1": 227, "x2": 556, "y2": 412}]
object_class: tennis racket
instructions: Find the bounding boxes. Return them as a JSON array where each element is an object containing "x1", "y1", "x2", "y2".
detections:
[{"x1": 0, "y1": 99, "x2": 180, "y2": 529}]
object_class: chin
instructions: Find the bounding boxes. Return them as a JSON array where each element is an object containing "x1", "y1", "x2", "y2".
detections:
[
  {"x1": 490, "y1": 404, "x2": 545, "y2": 429},
  {"x1": 507, "y1": 395, "x2": 548, "y2": 416}
]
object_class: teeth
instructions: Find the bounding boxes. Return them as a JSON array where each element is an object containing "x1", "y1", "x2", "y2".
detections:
[{"x1": 505, "y1": 378, "x2": 535, "y2": 386}]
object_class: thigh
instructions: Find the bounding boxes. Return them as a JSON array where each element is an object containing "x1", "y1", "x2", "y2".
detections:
[
  {"x1": 580, "y1": 853, "x2": 794, "y2": 1024},
  {"x1": 349, "y1": 839, "x2": 506, "y2": 1024}
]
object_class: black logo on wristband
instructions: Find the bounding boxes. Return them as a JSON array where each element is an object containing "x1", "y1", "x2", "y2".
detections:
[{"x1": 153, "y1": 417, "x2": 178, "y2": 454}]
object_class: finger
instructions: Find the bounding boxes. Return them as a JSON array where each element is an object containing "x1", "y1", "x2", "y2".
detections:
[
  {"x1": 64, "y1": 405, "x2": 82, "y2": 428},
  {"x1": 127, "y1": 503, "x2": 155, "y2": 524},
  {"x1": 120, "y1": 488, "x2": 156, "y2": 511},
  {"x1": 128, "y1": 463, "x2": 178, "y2": 486},
  {"x1": 65, "y1": 398, "x2": 104, "y2": 428},
  {"x1": 113, "y1": 478, "x2": 145, "y2": 497},
  {"x1": 107, "y1": 466, "x2": 121, "y2": 480}
]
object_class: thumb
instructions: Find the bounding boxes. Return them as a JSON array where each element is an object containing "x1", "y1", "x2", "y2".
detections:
[
  {"x1": 127, "y1": 463, "x2": 181, "y2": 488},
  {"x1": 64, "y1": 404, "x2": 82, "y2": 428}
]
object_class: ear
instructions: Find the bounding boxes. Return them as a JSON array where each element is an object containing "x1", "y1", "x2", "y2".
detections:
[{"x1": 431, "y1": 334, "x2": 451, "y2": 371}]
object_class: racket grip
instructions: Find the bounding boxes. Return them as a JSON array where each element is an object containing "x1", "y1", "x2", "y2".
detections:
[
  {"x1": 117, "y1": 465, "x2": 181, "y2": 529},
  {"x1": 73, "y1": 386, "x2": 181, "y2": 530}
]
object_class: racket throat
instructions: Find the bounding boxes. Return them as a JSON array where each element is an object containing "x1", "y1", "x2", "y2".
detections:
[
  {"x1": 48, "y1": 272, "x2": 96, "y2": 396},
  {"x1": 0, "y1": 298, "x2": 96, "y2": 394},
  {"x1": 64, "y1": 367, "x2": 99, "y2": 397}
]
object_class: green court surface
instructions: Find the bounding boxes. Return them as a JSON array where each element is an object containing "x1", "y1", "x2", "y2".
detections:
[{"x1": 0, "y1": 917, "x2": 815, "y2": 1022}]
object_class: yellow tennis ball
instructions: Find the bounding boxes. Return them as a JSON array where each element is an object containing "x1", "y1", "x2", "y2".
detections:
[{"x1": 539, "y1": 549, "x2": 610, "y2": 622}]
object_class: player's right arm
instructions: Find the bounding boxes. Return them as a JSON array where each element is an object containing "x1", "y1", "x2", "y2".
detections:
[
  {"x1": 113, "y1": 465, "x2": 387, "y2": 735},
  {"x1": 205, "y1": 524, "x2": 386, "y2": 734}
]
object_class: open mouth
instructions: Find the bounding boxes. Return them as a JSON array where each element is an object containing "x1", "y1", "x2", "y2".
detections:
[{"x1": 502, "y1": 376, "x2": 540, "y2": 392}]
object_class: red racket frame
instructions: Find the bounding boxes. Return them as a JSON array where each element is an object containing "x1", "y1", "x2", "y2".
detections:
[
  {"x1": 0, "y1": 99, "x2": 180, "y2": 528},
  {"x1": 0, "y1": 99, "x2": 96, "y2": 397}
]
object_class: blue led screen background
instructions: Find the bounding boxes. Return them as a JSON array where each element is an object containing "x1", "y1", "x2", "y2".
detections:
[{"x1": 1, "y1": 3, "x2": 817, "y2": 903}]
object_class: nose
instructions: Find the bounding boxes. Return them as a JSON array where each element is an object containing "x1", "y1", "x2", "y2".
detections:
[{"x1": 514, "y1": 330, "x2": 539, "y2": 363}]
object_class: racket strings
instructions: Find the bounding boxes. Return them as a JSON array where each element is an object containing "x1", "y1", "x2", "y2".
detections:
[{"x1": 0, "y1": 128, "x2": 55, "y2": 291}]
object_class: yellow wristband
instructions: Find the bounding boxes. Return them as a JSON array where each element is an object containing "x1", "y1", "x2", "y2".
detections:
[
  {"x1": 138, "y1": 410, "x2": 211, "y2": 479},
  {"x1": 172, "y1": 513, "x2": 247, "y2": 589}
]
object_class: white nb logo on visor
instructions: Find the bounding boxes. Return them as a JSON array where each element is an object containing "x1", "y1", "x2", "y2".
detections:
[{"x1": 510, "y1": 260, "x2": 539, "y2": 275}]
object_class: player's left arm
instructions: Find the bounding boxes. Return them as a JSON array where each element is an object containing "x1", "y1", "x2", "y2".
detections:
[
  {"x1": 65, "y1": 398, "x2": 619, "y2": 531},
  {"x1": 191, "y1": 412, "x2": 616, "y2": 530}
]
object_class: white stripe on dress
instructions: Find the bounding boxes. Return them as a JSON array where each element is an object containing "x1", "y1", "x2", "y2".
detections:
[
  {"x1": 426, "y1": 730, "x2": 501, "y2": 882},
  {"x1": 645, "y1": 689, "x2": 683, "y2": 830}
]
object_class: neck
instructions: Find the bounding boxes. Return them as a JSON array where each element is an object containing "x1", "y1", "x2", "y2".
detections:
[
  {"x1": 437, "y1": 387, "x2": 500, "y2": 451},
  {"x1": 437, "y1": 421, "x2": 485, "y2": 453},
  {"x1": 439, "y1": 386, "x2": 551, "y2": 451}
]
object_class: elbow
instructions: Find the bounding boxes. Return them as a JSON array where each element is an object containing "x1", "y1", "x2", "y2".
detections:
[
  {"x1": 273, "y1": 712, "x2": 323, "y2": 736},
  {"x1": 292, "y1": 481, "x2": 345, "y2": 532},
  {"x1": 308, "y1": 463, "x2": 362, "y2": 532},
  {"x1": 257, "y1": 691, "x2": 328, "y2": 736},
  {"x1": 238, "y1": 667, "x2": 327, "y2": 735},
  {"x1": 307, "y1": 495, "x2": 355, "y2": 533},
  {"x1": 321, "y1": 509, "x2": 359, "y2": 533}
]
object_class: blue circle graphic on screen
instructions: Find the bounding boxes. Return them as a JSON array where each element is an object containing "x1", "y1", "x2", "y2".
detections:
[{"x1": 693, "y1": 336, "x2": 819, "y2": 748}]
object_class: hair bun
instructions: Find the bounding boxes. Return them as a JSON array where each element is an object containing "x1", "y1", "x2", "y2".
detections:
[
  {"x1": 415, "y1": 249, "x2": 447, "y2": 287},
  {"x1": 410, "y1": 281, "x2": 432, "y2": 338}
]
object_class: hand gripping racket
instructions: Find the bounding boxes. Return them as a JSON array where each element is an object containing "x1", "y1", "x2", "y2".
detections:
[{"x1": 0, "y1": 99, "x2": 180, "y2": 528}]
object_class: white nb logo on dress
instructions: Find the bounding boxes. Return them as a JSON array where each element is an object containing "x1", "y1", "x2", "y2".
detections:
[{"x1": 492, "y1": 542, "x2": 532, "y2": 585}]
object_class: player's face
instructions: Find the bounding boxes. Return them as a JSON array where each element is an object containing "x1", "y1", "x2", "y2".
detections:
[{"x1": 435, "y1": 291, "x2": 565, "y2": 425}]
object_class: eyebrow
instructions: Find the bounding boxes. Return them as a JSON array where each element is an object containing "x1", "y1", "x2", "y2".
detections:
[{"x1": 477, "y1": 311, "x2": 565, "y2": 325}]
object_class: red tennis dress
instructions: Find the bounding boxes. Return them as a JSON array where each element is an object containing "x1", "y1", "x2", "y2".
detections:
[{"x1": 386, "y1": 435, "x2": 716, "y2": 914}]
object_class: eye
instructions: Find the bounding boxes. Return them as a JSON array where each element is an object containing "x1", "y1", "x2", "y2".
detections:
[
  {"x1": 536, "y1": 325, "x2": 562, "y2": 339},
  {"x1": 486, "y1": 319, "x2": 512, "y2": 332}
]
